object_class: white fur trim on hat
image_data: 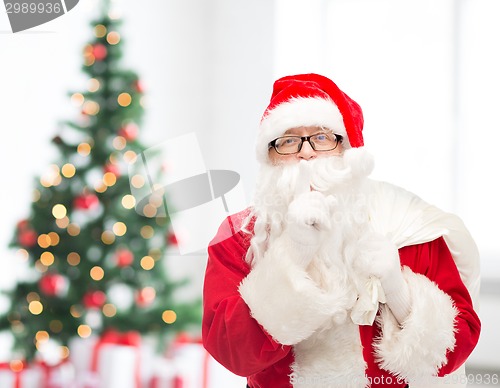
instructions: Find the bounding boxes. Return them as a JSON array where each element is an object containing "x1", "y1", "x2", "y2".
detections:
[{"x1": 256, "y1": 97, "x2": 349, "y2": 163}]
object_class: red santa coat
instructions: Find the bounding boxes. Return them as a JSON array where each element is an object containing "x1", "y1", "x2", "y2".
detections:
[{"x1": 202, "y1": 181, "x2": 480, "y2": 388}]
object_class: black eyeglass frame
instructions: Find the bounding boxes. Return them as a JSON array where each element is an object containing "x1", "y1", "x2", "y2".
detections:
[{"x1": 268, "y1": 133, "x2": 343, "y2": 155}]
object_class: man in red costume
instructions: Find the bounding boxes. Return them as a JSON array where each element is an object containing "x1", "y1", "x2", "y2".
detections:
[{"x1": 202, "y1": 73, "x2": 480, "y2": 387}]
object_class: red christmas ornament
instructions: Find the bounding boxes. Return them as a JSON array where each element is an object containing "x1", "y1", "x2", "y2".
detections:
[
  {"x1": 39, "y1": 273, "x2": 67, "y2": 297},
  {"x1": 18, "y1": 229, "x2": 38, "y2": 247},
  {"x1": 83, "y1": 290, "x2": 107, "y2": 309},
  {"x1": 74, "y1": 193, "x2": 99, "y2": 210},
  {"x1": 136, "y1": 287, "x2": 156, "y2": 308},
  {"x1": 167, "y1": 231, "x2": 178, "y2": 246},
  {"x1": 92, "y1": 44, "x2": 108, "y2": 61},
  {"x1": 104, "y1": 163, "x2": 121, "y2": 178},
  {"x1": 118, "y1": 123, "x2": 138, "y2": 141},
  {"x1": 17, "y1": 219, "x2": 30, "y2": 230},
  {"x1": 133, "y1": 79, "x2": 144, "y2": 93},
  {"x1": 115, "y1": 249, "x2": 134, "y2": 267}
]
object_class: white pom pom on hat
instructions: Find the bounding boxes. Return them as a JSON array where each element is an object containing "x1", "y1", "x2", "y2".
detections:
[{"x1": 257, "y1": 73, "x2": 364, "y2": 163}]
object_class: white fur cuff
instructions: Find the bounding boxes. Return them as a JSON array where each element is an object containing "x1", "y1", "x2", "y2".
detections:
[
  {"x1": 239, "y1": 236, "x2": 339, "y2": 345},
  {"x1": 374, "y1": 267, "x2": 458, "y2": 382}
]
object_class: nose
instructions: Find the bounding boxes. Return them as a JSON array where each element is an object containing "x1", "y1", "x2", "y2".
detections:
[{"x1": 297, "y1": 140, "x2": 317, "y2": 160}]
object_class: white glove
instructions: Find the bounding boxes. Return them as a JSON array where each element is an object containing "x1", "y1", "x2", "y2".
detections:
[
  {"x1": 284, "y1": 190, "x2": 334, "y2": 267},
  {"x1": 355, "y1": 232, "x2": 411, "y2": 324}
]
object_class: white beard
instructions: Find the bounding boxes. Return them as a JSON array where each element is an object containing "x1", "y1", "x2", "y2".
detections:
[
  {"x1": 247, "y1": 147, "x2": 375, "y2": 266},
  {"x1": 247, "y1": 148, "x2": 376, "y2": 387}
]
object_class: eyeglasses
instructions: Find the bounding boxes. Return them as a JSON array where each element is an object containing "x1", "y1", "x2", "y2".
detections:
[{"x1": 268, "y1": 132, "x2": 343, "y2": 155}]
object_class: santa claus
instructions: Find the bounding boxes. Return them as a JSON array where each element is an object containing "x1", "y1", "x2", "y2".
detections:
[{"x1": 202, "y1": 73, "x2": 480, "y2": 388}]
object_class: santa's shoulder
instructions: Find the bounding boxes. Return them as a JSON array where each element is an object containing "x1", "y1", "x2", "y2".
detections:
[
  {"x1": 210, "y1": 207, "x2": 255, "y2": 246},
  {"x1": 366, "y1": 179, "x2": 426, "y2": 204}
]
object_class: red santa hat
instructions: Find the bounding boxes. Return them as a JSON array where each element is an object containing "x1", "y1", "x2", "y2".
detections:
[{"x1": 257, "y1": 73, "x2": 364, "y2": 163}]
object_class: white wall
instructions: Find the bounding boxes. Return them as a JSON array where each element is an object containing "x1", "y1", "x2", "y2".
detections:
[{"x1": 458, "y1": 0, "x2": 500, "y2": 266}]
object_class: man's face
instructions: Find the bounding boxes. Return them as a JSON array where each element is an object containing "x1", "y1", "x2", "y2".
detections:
[{"x1": 268, "y1": 126, "x2": 344, "y2": 165}]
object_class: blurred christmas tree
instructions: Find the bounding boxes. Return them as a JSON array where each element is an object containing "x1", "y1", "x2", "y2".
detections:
[{"x1": 0, "y1": 2, "x2": 200, "y2": 362}]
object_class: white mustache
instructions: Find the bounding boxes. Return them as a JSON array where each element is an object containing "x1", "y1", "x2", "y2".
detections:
[
  {"x1": 253, "y1": 148, "x2": 374, "y2": 212},
  {"x1": 309, "y1": 156, "x2": 351, "y2": 192}
]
